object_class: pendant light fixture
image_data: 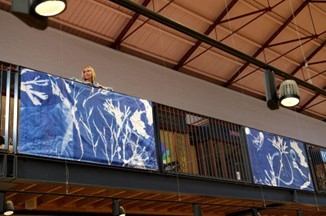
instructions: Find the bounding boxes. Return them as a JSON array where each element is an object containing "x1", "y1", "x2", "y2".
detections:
[
  {"x1": 279, "y1": 79, "x2": 300, "y2": 107},
  {"x1": 0, "y1": 193, "x2": 14, "y2": 216},
  {"x1": 4, "y1": 201, "x2": 14, "y2": 216},
  {"x1": 11, "y1": 0, "x2": 67, "y2": 29},
  {"x1": 31, "y1": 0, "x2": 67, "y2": 17},
  {"x1": 112, "y1": 199, "x2": 126, "y2": 216},
  {"x1": 264, "y1": 69, "x2": 300, "y2": 110}
]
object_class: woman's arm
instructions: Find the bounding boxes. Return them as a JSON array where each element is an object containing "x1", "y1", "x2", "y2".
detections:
[{"x1": 94, "y1": 82, "x2": 113, "y2": 91}]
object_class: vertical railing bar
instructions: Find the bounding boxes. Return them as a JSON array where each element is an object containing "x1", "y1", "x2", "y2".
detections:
[
  {"x1": 200, "y1": 113, "x2": 207, "y2": 176},
  {"x1": 197, "y1": 113, "x2": 207, "y2": 177},
  {"x1": 230, "y1": 122, "x2": 237, "y2": 180},
  {"x1": 192, "y1": 112, "x2": 203, "y2": 176},
  {"x1": 224, "y1": 121, "x2": 232, "y2": 180},
  {"x1": 157, "y1": 104, "x2": 163, "y2": 170},
  {"x1": 216, "y1": 119, "x2": 223, "y2": 178},
  {"x1": 217, "y1": 120, "x2": 223, "y2": 179},
  {"x1": 174, "y1": 107, "x2": 181, "y2": 174},
  {"x1": 227, "y1": 122, "x2": 238, "y2": 180},
  {"x1": 197, "y1": 113, "x2": 206, "y2": 176},
  {"x1": 166, "y1": 105, "x2": 175, "y2": 173},
  {"x1": 159, "y1": 104, "x2": 168, "y2": 172},
  {"x1": 210, "y1": 118, "x2": 220, "y2": 178},
  {"x1": 180, "y1": 108, "x2": 186, "y2": 174},
  {"x1": 234, "y1": 124, "x2": 245, "y2": 181},
  {"x1": 305, "y1": 144, "x2": 319, "y2": 192},
  {"x1": 184, "y1": 110, "x2": 189, "y2": 174},
  {"x1": 223, "y1": 120, "x2": 232, "y2": 180},
  {"x1": 184, "y1": 110, "x2": 194, "y2": 175},
  {"x1": 12, "y1": 66, "x2": 20, "y2": 154},
  {"x1": 218, "y1": 120, "x2": 227, "y2": 179},
  {"x1": 220, "y1": 121, "x2": 230, "y2": 179},
  {"x1": 314, "y1": 145, "x2": 326, "y2": 191},
  {"x1": 309, "y1": 145, "x2": 319, "y2": 190},
  {"x1": 163, "y1": 104, "x2": 170, "y2": 172},
  {"x1": 239, "y1": 125, "x2": 246, "y2": 181},
  {"x1": 183, "y1": 109, "x2": 191, "y2": 174},
  {"x1": 186, "y1": 110, "x2": 191, "y2": 175},
  {"x1": 187, "y1": 112, "x2": 195, "y2": 176},
  {"x1": 229, "y1": 122, "x2": 238, "y2": 181},
  {"x1": 319, "y1": 146, "x2": 326, "y2": 191},
  {"x1": 201, "y1": 114, "x2": 208, "y2": 176},
  {"x1": 234, "y1": 124, "x2": 242, "y2": 180},
  {"x1": 230, "y1": 122, "x2": 239, "y2": 181},
  {"x1": 240, "y1": 126, "x2": 253, "y2": 182},
  {"x1": 202, "y1": 113, "x2": 213, "y2": 177},
  {"x1": 215, "y1": 119, "x2": 222, "y2": 178},
  {"x1": 170, "y1": 106, "x2": 178, "y2": 173},
  {"x1": 180, "y1": 109, "x2": 190, "y2": 175},
  {"x1": 153, "y1": 103, "x2": 164, "y2": 173},
  {"x1": 161, "y1": 104, "x2": 168, "y2": 172},
  {"x1": 192, "y1": 113, "x2": 203, "y2": 176},
  {"x1": 4, "y1": 66, "x2": 11, "y2": 151}
]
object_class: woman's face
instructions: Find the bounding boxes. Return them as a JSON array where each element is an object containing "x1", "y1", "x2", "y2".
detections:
[{"x1": 83, "y1": 68, "x2": 93, "y2": 81}]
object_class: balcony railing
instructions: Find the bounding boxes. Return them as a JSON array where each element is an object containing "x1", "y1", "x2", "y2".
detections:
[
  {"x1": 0, "y1": 63, "x2": 19, "y2": 155},
  {"x1": 0, "y1": 61, "x2": 325, "y2": 194},
  {"x1": 156, "y1": 103, "x2": 251, "y2": 182}
]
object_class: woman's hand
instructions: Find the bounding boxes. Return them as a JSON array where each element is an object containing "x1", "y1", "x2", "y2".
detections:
[{"x1": 99, "y1": 85, "x2": 113, "y2": 91}]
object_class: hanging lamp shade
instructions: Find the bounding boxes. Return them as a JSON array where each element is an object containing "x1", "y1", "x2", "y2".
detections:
[
  {"x1": 112, "y1": 199, "x2": 126, "y2": 216},
  {"x1": 279, "y1": 80, "x2": 300, "y2": 107},
  {"x1": 31, "y1": 0, "x2": 67, "y2": 17},
  {"x1": 4, "y1": 200, "x2": 14, "y2": 216},
  {"x1": 119, "y1": 206, "x2": 126, "y2": 216}
]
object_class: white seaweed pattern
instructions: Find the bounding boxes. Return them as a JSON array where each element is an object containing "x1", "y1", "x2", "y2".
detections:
[
  {"x1": 20, "y1": 70, "x2": 155, "y2": 169},
  {"x1": 246, "y1": 127, "x2": 312, "y2": 190}
]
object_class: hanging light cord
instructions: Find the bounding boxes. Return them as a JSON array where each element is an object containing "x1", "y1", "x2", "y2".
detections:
[{"x1": 288, "y1": 0, "x2": 312, "y2": 84}]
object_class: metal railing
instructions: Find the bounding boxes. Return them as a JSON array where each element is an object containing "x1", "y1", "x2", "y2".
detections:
[
  {"x1": 155, "y1": 103, "x2": 252, "y2": 182},
  {"x1": 307, "y1": 144, "x2": 326, "y2": 192},
  {"x1": 0, "y1": 62, "x2": 19, "y2": 154},
  {"x1": 1, "y1": 61, "x2": 326, "y2": 192}
]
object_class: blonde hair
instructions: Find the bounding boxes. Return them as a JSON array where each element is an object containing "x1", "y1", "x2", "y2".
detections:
[{"x1": 82, "y1": 66, "x2": 96, "y2": 83}]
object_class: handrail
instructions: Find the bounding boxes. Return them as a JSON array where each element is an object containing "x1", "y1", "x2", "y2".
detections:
[{"x1": 0, "y1": 63, "x2": 324, "y2": 193}]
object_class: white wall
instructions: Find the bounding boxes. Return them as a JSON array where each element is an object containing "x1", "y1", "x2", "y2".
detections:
[{"x1": 1, "y1": 10, "x2": 325, "y2": 146}]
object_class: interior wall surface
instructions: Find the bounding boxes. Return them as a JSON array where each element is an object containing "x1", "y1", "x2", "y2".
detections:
[{"x1": 1, "y1": 10, "x2": 326, "y2": 147}]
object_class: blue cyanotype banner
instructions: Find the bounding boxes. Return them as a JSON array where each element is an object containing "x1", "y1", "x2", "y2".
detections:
[
  {"x1": 18, "y1": 68, "x2": 158, "y2": 170},
  {"x1": 244, "y1": 127, "x2": 314, "y2": 191}
]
